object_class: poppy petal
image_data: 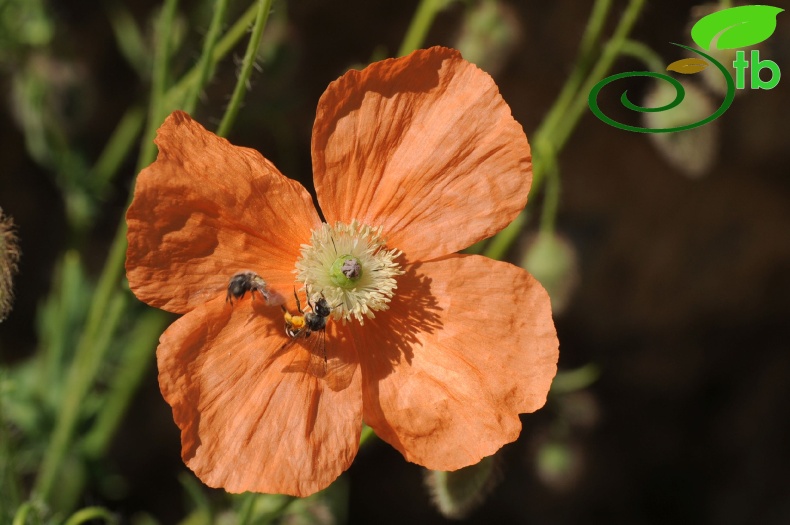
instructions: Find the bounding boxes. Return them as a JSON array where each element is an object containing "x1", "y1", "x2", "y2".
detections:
[
  {"x1": 354, "y1": 255, "x2": 557, "y2": 470},
  {"x1": 158, "y1": 297, "x2": 363, "y2": 496},
  {"x1": 312, "y1": 47, "x2": 531, "y2": 261},
  {"x1": 126, "y1": 111, "x2": 321, "y2": 314}
]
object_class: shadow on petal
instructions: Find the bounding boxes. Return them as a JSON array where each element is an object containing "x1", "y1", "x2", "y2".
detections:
[{"x1": 348, "y1": 258, "x2": 446, "y2": 393}]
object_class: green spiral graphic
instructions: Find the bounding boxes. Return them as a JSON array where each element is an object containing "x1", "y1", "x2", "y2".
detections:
[{"x1": 588, "y1": 43, "x2": 736, "y2": 133}]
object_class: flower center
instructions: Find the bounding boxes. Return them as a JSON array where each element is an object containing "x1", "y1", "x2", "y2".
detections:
[{"x1": 295, "y1": 220, "x2": 403, "y2": 323}]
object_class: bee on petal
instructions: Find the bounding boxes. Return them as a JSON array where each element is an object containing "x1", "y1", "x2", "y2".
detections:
[
  {"x1": 226, "y1": 271, "x2": 273, "y2": 305},
  {"x1": 277, "y1": 289, "x2": 353, "y2": 391}
]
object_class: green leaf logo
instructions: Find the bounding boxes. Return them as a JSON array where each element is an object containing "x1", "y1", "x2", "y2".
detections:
[{"x1": 691, "y1": 5, "x2": 784, "y2": 50}]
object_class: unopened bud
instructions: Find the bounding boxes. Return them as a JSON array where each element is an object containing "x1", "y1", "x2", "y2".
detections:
[
  {"x1": 642, "y1": 79, "x2": 719, "y2": 178},
  {"x1": 425, "y1": 455, "x2": 501, "y2": 519},
  {"x1": 521, "y1": 232, "x2": 579, "y2": 315},
  {"x1": 454, "y1": 0, "x2": 521, "y2": 76},
  {"x1": 535, "y1": 439, "x2": 583, "y2": 491}
]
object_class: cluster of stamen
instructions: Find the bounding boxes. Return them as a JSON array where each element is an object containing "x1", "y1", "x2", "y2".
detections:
[{"x1": 295, "y1": 220, "x2": 403, "y2": 324}]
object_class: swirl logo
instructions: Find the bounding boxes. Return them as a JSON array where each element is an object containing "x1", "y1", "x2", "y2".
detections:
[{"x1": 588, "y1": 5, "x2": 784, "y2": 134}]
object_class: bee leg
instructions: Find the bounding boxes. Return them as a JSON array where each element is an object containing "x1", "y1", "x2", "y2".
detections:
[{"x1": 293, "y1": 286, "x2": 304, "y2": 314}]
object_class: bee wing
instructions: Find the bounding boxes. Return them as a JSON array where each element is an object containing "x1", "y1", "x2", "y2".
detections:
[{"x1": 280, "y1": 330, "x2": 355, "y2": 392}]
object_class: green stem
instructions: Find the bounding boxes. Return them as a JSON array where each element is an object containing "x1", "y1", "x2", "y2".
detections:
[
  {"x1": 549, "y1": 363, "x2": 601, "y2": 395},
  {"x1": 165, "y1": 2, "x2": 260, "y2": 108},
  {"x1": 137, "y1": 0, "x2": 180, "y2": 173},
  {"x1": 259, "y1": 497, "x2": 297, "y2": 525},
  {"x1": 92, "y1": 106, "x2": 146, "y2": 190},
  {"x1": 539, "y1": 160, "x2": 560, "y2": 234},
  {"x1": 553, "y1": 0, "x2": 646, "y2": 150},
  {"x1": 216, "y1": 0, "x2": 273, "y2": 138},
  {"x1": 482, "y1": 211, "x2": 527, "y2": 260},
  {"x1": 484, "y1": 0, "x2": 646, "y2": 261},
  {"x1": 11, "y1": 502, "x2": 33, "y2": 525},
  {"x1": 237, "y1": 493, "x2": 256, "y2": 525},
  {"x1": 33, "y1": 224, "x2": 129, "y2": 502},
  {"x1": 179, "y1": 473, "x2": 213, "y2": 522},
  {"x1": 183, "y1": 0, "x2": 230, "y2": 114},
  {"x1": 81, "y1": 309, "x2": 171, "y2": 459},
  {"x1": 40, "y1": 251, "x2": 81, "y2": 405},
  {"x1": 532, "y1": 0, "x2": 612, "y2": 194},
  {"x1": 63, "y1": 507, "x2": 118, "y2": 525},
  {"x1": 619, "y1": 38, "x2": 665, "y2": 72},
  {"x1": 397, "y1": 0, "x2": 451, "y2": 56},
  {"x1": 533, "y1": 0, "x2": 612, "y2": 155},
  {"x1": 359, "y1": 424, "x2": 376, "y2": 447},
  {"x1": 106, "y1": 2, "x2": 150, "y2": 77}
]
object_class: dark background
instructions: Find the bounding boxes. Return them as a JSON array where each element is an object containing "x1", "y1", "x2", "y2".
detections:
[{"x1": 1, "y1": 1, "x2": 789, "y2": 523}]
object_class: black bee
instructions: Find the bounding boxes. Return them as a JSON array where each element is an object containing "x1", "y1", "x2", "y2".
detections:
[
  {"x1": 281, "y1": 289, "x2": 332, "y2": 353},
  {"x1": 275, "y1": 289, "x2": 354, "y2": 392},
  {"x1": 226, "y1": 271, "x2": 272, "y2": 305}
]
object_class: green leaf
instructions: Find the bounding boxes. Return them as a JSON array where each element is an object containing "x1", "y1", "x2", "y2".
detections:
[{"x1": 691, "y1": 5, "x2": 784, "y2": 50}]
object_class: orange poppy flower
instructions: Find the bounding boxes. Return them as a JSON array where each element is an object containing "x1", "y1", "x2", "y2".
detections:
[{"x1": 126, "y1": 46, "x2": 559, "y2": 497}]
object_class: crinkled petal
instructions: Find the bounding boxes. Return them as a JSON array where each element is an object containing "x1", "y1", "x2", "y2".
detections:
[
  {"x1": 312, "y1": 47, "x2": 532, "y2": 261},
  {"x1": 354, "y1": 255, "x2": 557, "y2": 470},
  {"x1": 127, "y1": 111, "x2": 321, "y2": 313},
  {"x1": 158, "y1": 296, "x2": 362, "y2": 496}
]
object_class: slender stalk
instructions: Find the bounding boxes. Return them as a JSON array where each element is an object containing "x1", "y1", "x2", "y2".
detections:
[
  {"x1": 237, "y1": 493, "x2": 256, "y2": 525},
  {"x1": 359, "y1": 424, "x2": 376, "y2": 447},
  {"x1": 484, "y1": 0, "x2": 646, "y2": 260},
  {"x1": 33, "y1": 288, "x2": 127, "y2": 502},
  {"x1": 538, "y1": 0, "x2": 613, "y2": 134},
  {"x1": 165, "y1": 2, "x2": 260, "y2": 108},
  {"x1": 483, "y1": 211, "x2": 527, "y2": 261},
  {"x1": 619, "y1": 38, "x2": 665, "y2": 72},
  {"x1": 539, "y1": 160, "x2": 560, "y2": 234},
  {"x1": 63, "y1": 507, "x2": 118, "y2": 525},
  {"x1": 40, "y1": 252, "x2": 81, "y2": 405},
  {"x1": 532, "y1": 0, "x2": 612, "y2": 194},
  {"x1": 550, "y1": 363, "x2": 601, "y2": 395},
  {"x1": 216, "y1": 0, "x2": 274, "y2": 137},
  {"x1": 259, "y1": 497, "x2": 297, "y2": 525},
  {"x1": 106, "y1": 2, "x2": 149, "y2": 77},
  {"x1": 553, "y1": 0, "x2": 647, "y2": 150},
  {"x1": 92, "y1": 106, "x2": 146, "y2": 189},
  {"x1": 137, "y1": 0, "x2": 180, "y2": 173},
  {"x1": 11, "y1": 502, "x2": 33, "y2": 525},
  {"x1": 180, "y1": 473, "x2": 213, "y2": 522},
  {"x1": 81, "y1": 309, "x2": 170, "y2": 459},
  {"x1": 183, "y1": 0, "x2": 230, "y2": 114},
  {"x1": 397, "y1": 0, "x2": 450, "y2": 56}
]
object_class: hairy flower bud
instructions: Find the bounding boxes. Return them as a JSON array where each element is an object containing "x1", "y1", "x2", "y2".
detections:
[
  {"x1": 521, "y1": 232, "x2": 579, "y2": 314},
  {"x1": 425, "y1": 455, "x2": 501, "y2": 519},
  {"x1": 0, "y1": 208, "x2": 21, "y2": 322},
  {"x1": 642, "y1": 79, "x2": 719, "y2": 178}
]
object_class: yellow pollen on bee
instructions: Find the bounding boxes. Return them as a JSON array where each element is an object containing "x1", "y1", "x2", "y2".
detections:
[{"x1": 283, "y1": 312, "x2": 306, "y2": 329}]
